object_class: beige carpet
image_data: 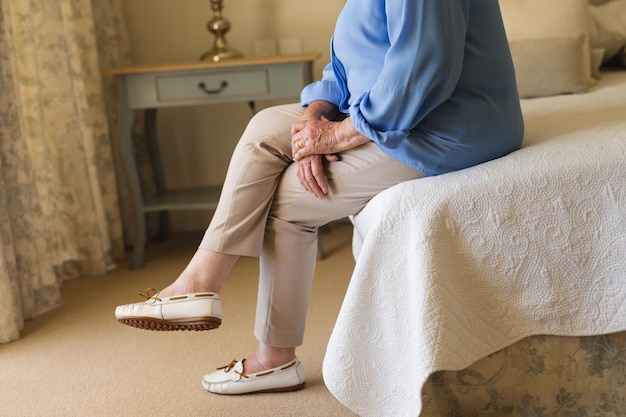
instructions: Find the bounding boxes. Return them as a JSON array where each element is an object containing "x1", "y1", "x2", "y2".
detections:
[{"x1": 0, "y1": 224, "x2": 359, "y2": 417}]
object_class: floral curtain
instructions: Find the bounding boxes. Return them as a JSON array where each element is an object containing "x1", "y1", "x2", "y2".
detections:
[{"x1": 0, "y1": 0, "x2": 132, "y2": 343}]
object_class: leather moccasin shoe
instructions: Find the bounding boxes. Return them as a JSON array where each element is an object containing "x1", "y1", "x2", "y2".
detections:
[
  {"x1": 202, "y1": 358, "x2": 306, "y2": 395},
  {"x1": 115, "y1": 288, "x2": 222, "y2": 331}
]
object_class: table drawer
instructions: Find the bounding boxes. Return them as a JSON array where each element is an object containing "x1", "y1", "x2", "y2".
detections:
[{"x1": 156, "y1": 69, "x2": 269, "y2": 103}]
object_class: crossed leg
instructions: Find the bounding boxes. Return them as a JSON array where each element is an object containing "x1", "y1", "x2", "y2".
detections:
[{"x1": 158, "y1": 103, "x2": 425, "y2": 375}]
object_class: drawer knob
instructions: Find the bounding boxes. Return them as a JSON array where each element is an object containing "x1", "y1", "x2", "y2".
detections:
[{"x1": 198, "y1": 80, "x2": 228, "y2": 95}]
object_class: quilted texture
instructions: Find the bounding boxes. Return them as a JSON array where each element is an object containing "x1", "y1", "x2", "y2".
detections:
[{"x1": 324, "y1": 71, "x2": 626, "y2": 417}]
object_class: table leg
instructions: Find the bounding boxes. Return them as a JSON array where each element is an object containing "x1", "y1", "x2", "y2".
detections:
[
  {"x1": 120, "y1": 104, "x2": 146, "y2": 269},
  {"x1": 144, "y1": 109, "x2": 170, "y2": 242}
]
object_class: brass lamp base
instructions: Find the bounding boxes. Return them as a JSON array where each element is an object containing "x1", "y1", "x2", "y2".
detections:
[
  {"x1": 200, "y1": 47, "x2": 243, "y2": 63},
  {"x1": 200, "y1": 0, "x2": 242, "y2": 62}
]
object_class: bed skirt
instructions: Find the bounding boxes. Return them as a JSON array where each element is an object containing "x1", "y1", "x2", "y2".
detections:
[{"x1": 421, "y1": 332, "x2": 626, "y2": 416}]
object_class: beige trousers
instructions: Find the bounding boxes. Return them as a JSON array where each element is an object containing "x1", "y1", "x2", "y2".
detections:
[{"x1": 199, "y1": 103, "x2": 426, "y2": 347}]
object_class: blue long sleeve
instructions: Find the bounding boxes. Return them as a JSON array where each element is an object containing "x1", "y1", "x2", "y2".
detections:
[
  {"x1": 301, "y1": 0, "x2": 523, "y2": 176},
  {"x1": 300, "y1": 61, "x2": 342, "y2": 107},
  {"x1": 351, "y1": 1, "x2": 468, "y2": 147}
]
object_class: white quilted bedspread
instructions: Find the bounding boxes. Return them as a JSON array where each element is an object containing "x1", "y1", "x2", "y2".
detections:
[{"x1": 323, "y1": 71, "x2": 626, "y2": 417}]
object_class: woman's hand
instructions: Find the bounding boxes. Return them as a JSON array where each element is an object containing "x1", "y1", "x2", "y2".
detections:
[
  {"x1": 290, "y1": 102, "x2": 370, "y2": 198},
  {"x1": 291, "y1": 117, "x2": 370, "y2": 161},
  {"x1": 292, "y1": 116, "x2": 342, "y2": 199},
  {"x1": 296, "y1": 154, "x2": 336, "y2": 199}
]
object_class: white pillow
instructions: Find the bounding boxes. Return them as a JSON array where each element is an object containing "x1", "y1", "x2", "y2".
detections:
[
  {"x1": 590, "y1": 47, "x2": 606, "y2": 77},
  {"x1": 588, "y1": 0, "x2": 626, "y2": 63},
  {"x1": 499, "y1": 0, "x2": 594, "y2": 90},
  {"x1": 589, "y1": 18, "x2": 624, "y2": 63}
]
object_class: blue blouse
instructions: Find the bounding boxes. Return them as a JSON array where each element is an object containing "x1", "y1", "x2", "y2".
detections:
[{"x1": 300, "y1": 0, "x2": 524, "y2": 176}]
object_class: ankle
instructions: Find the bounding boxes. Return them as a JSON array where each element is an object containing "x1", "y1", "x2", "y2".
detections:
[
  {"x1": 159, "y1": 277, "x2": 218, "y2": 298},
  {"x1": 243, "y1": 346, "x2": 296, "y2": 374},
  {"x1": 160, "y1": 250, "x2": 236, "y2": 298}
]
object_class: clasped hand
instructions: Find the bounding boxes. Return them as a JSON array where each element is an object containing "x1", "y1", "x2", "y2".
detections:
[
  {"x1": 290, "y1": 99, "x2": 370, "y2": 199},
  {"x1": 290, "y1": 117, "x2": 339, "y2": 199}
]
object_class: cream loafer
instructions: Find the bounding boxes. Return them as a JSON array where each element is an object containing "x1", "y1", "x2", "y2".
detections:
[
  {"x1": 115, "y1": 289, "x2": 222, "y2": 331},
  {"x1": 202, "y1": 358, "x2": 306, "y2": 395}
]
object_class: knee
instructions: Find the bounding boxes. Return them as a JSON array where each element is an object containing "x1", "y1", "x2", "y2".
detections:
[
  {"x1": 246, "y1": 103, "x2": 301, "y2": 133},
  {"x1": 236, "y1": 104, "x2": 300, "y2": 154}
]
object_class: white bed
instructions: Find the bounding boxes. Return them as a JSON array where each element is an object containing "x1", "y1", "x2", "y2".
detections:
[{"x1": 322, "y1": 0, "x2": 626, "y2": 410}]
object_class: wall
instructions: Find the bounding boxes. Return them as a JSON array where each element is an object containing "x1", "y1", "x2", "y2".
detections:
[{"x1": 121, "y1": 0, "x2": 343, "y2": 230}]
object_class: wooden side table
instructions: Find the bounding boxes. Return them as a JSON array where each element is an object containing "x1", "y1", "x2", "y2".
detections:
[{"x1": 106, "y1": 54, "x2": 317, "y2": 268}]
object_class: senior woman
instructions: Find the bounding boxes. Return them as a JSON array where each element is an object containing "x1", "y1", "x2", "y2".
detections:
[{"x1": 115, "y1": 0, "x2": 523, "y2": 395}]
